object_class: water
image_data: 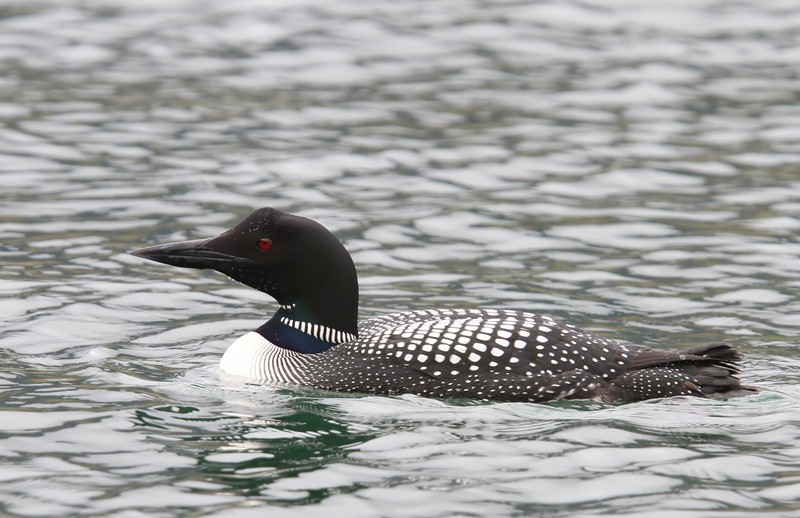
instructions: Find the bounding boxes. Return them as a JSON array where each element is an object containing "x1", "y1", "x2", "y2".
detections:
[{"x1": 2, "y1": 0, "x2": 800, "y2": 515}]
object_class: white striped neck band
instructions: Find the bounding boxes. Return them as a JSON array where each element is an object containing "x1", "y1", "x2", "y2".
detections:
[{"x1": 279, "y1": 316, "x2": 356, "y2": 344}]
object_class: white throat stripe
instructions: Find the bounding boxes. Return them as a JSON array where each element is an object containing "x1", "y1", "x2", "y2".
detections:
[{"x1": 280, "y1": 317, "x2": 356, "y2": 344}]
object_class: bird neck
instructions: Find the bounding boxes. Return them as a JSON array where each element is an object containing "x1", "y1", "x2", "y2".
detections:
[{"x1": 256, "y1": 253, "x2": 360, "y2": 353}]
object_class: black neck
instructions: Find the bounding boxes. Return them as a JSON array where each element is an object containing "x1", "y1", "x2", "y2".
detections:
[
  {"x1": 273, "y1": 234, "x2": 360, "y2": 337},
  {"x1": 280, "y1": 286, "x2": 358, "y2": 336}
]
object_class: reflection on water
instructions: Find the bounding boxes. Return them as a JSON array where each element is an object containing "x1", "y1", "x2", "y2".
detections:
[{"x1": 2, "y1": 0, "x2": 800, "y2": 516}]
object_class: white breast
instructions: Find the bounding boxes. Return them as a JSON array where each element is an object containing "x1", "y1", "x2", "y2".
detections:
[{"x1": 219, "y1": 331, "x2": 309, "y2": 383}]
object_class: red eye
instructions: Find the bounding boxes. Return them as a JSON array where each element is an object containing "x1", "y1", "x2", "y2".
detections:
[{"x1": 257, "y1": 238, "x2": 273, "y2": 251}]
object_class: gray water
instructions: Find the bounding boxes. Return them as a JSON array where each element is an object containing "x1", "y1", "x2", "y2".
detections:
[{"x1": 3, "y1": 0, "x2": 800, "y2": 516}]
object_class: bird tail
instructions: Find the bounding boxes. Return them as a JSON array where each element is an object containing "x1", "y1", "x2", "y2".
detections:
[
  {"x1": 680, "y1": 343, "x2": 760, "y2": 398},
  {"x1": 609, "y1": 343, "x2": 760, "y2": 401},
  {"x1": 681, "y1": 343, "x2": 741, "y2": 366}
]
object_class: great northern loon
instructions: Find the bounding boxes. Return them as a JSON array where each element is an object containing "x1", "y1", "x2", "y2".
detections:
[{"x1": 131, "y1": 207, "x2": 756, "y2": 403}]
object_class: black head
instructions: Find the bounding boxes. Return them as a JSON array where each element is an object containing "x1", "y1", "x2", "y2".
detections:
[{"x1": 131, "y1": 208, "x2": 359, "y2": 334}]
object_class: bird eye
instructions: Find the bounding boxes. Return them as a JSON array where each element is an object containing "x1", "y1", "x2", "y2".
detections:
[{"x1": 257, "y1": 238, "x2": 273, "y2": 251}]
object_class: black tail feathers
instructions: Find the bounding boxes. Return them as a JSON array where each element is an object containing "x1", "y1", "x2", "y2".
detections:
[
  {"x1": 680, "y1": 343, "x2": 759, "y2": 397},
  {"x1": 682, "y1": 343, "x2": 741, "y2": 367}
]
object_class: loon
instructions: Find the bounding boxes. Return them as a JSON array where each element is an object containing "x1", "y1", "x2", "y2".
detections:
[{"x1": 131, "y1": 207, "x2": 756, "y2": 403}]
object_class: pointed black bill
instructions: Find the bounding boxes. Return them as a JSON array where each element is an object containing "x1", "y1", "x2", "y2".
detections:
[{"x1": 130, "y1": 238, "x2": 252, "y2": 269}]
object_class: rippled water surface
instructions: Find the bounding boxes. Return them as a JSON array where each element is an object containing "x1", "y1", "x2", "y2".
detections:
[{"x1": 3, "y1": 0, "x2": 800, "y2": 516}]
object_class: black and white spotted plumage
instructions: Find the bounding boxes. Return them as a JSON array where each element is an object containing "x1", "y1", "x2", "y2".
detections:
[
  {"x1": 271, "y1": 309, "x2": 747, "y2": 402},
  {"x1": 131, "y1": 207, "x2": 757, "y2": 403}
]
